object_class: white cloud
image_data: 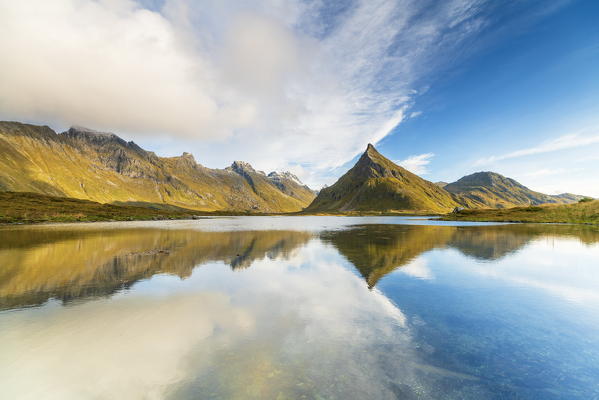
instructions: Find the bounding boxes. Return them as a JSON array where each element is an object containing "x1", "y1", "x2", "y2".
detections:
[
  {"x1": 0, "y1": 0, "x2": 240, "y2": 138},
  {"x1": 397, "y1": 258, "x2": 434, "y2": 280},
  {"x1": 0, "y1": 292, "x2": 254, "y2": 399},
  {"x1": 475, "y1": 131, "x2": 599, "y2": 165},
  {"x1": 0, "y1": 0, "x2": 495, "y2": 186},
  {"x1": 396, "y1": 153, "x2": 435, "y2": 175}
]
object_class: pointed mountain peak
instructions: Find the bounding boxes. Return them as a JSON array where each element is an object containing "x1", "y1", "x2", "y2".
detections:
[
  {"x1": 364, "y1": 143, "x2": 380, "y2": 157},
  {"x1": 180, "y1": 152, "x2": 195, "y2": 162},
  {"x1": 67, "y1": 125, "x2": 119, "y2": 139},
  {"x1": 358, "y1": 143, "x2": 380, "y2": 163},
  {"x1": 227, "y1": 160, "x2": 257, "y2": 176},
  {"x1": 171, "y1": 151, "x2": 197, "y2": 167},
  {"x1": 353, "y1": 142, "x2": 404, "y2": 178},
  {"x1": 63, "y1": 125, "x2": 138, "y2": 149},
  {"x1": 268, "y1": 171, "x2": 304, "y2": 185},
  {"x1": 306, "y1": 143, "x2": 459, "y2": 213}
]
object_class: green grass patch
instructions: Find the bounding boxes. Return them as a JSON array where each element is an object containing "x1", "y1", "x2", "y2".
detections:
[
  {"x1": 0, "y1": 192, "x2": 293, "y2": 224},
  {"x1": 0, "y1": 192, "x2": 200, "y2": 224},
  {"x1": 441, "y1": 200, "x2": 599, "y2": 225}
]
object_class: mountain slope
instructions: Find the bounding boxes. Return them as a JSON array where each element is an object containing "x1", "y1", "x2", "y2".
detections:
[
  {"x1": 0, "y1": 121, "x2": 315, "y2": 212},
  {"x1": 444, "y1": 171, "x2": 585, "y2": 208},
  {"x1": 305, "y1": 144, "x2": 464, "y2": 213}
]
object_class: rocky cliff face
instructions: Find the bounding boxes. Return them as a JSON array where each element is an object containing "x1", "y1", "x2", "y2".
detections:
[
  {"x1": 267, "y1": 171, "x2": 316, "y2": 204},
  {"x1": 0, "y1": 121, "x2": 315, "y2": 212}
]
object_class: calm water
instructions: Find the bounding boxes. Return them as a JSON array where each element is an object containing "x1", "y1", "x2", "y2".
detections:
[{"x1": 1, "y1": 217, "x2": 599, "y2": 399}]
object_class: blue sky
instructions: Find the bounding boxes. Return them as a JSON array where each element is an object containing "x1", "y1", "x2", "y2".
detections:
[
  {"x1": 1, "y1": 0, "x2": 598, "y2": 195},
  {"x1": 376, "y1": 0, "x2": 599, "y2": 196}
]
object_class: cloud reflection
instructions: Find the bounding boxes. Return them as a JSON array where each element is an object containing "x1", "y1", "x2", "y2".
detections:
[{"x1": 1, "y1": 220, "x2": 598, "y2": 399}]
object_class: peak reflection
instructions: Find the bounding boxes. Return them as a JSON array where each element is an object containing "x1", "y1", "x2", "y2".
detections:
[
  {"x1": 322, "y1": 224, "x2": 599, "y2": 288},
  {"x1": 1, "y1": 222, "x2": 598, "y2": 310}
]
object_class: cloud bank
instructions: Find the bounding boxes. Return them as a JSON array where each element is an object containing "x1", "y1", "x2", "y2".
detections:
[{"x1": 0, "y1": 0, "x2": 495, "y2": 185}]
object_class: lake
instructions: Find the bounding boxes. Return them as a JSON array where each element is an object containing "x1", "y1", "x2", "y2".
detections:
[{"x1": 1, "y1": 216, "x2": 598, "y2": 399}]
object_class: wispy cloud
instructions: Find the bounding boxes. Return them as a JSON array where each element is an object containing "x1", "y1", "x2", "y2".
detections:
[
  {"x1": 0, "y1": 0, "x2": 536, "y2": 186},
  {"x1": 396, "y1": 153, "x2": 435, "y2": 175},
  {"x1": 522, "y1": 168, "x2": 565, "y2": 178},
  {"x1": 475, "y1": 131, "x2": 599, "y2": 165}
]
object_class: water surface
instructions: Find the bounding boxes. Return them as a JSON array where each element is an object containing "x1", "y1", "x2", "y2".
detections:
[{"x1": 1, "y1": 217, "x2": 598, "y2": 399}]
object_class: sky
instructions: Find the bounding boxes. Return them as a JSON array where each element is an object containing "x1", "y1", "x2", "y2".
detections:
[{"x1": 0, "y1": 0, "x2": 598, "y2": 195}]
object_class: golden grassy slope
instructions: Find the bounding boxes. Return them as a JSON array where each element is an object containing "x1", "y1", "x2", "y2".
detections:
[
  {"x1": 0, "y1": 192, "x2": 199, "y2": 223},
  {"x1": 0, "y1": 122, "x2": 315, "y2": 212},
  {"x1": 444, "y1": 171, "x2": 583, "y2": 208},
  {"x1": 442, "y1": 199, "x2": 599, "y2": 224}
]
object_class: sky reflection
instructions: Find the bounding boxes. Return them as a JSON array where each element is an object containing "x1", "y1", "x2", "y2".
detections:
[{"x1": 1, "y1": 218, "x2": 598, "y2": 399}]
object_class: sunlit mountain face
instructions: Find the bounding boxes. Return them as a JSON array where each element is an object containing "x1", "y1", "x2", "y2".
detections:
[{"x1": 1, "y1": 217, "x2": 599, "y2": 399}]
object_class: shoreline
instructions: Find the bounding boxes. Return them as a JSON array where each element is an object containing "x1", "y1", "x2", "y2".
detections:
[{"x1": 2, "y1": 191, "x2": 597, "y2": 226}]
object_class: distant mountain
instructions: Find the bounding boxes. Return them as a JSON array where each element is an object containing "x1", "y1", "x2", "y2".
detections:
[
  {"x1": 0, "y1": 121, "x2": 315, "y2": 212},
  {"x1": 434, "y1": 181, "x2": 449, "y2": 188},
  {"x1": 305, "y1": 144, "x2": 467, "y2": 213},
  {"x1": 551, "y1": 192, "x2": 588, "y2": 203},
  {"x1": 444, "y1": 171, "x2": 585, "y2": 208}
]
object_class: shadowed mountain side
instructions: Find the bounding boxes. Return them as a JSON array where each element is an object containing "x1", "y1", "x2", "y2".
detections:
[
  {"x1": 0, "y1": 227, "x2": 312, "y2": 310},
  {"x1": 0, "y1": 122, "x2": 315, "y2": 212},
  {"x1": 321, "y1": 224, "x2": 599, "y2": 287}
]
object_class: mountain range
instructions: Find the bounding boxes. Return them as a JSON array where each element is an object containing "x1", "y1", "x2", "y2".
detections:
[
  {"x1": 0, "y1": 121, "x2": 587, "y2": 214},
  {"x1": 306, "y1": 144, "x2": 471, "y2": 213},
  {"x1": 307, "y1": 144, "x2": 585, "y2": 213},
  {"x1": 0, "y1": 122, "x2": 315, "y2": 212}
]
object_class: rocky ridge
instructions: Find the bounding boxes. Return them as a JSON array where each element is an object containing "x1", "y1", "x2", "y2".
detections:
[{"x1": 0, "y1": 121, "x2": 315, "y2": 212}]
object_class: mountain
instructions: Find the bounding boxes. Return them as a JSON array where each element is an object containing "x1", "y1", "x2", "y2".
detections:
[
  {"x1": 305, "y1": 144, "x2": 466, "y2": 213},
  {"x1": 444, "y1": 171, "x2": 584, "y2": 208},
  {"x1": 0, "y1": 121, "x2": 315, "y2": 212},
  {"x1": 551, "y1": 192, "x2": 588, "y2": 203},
  {"x1": 434, "y1": 181, "x2": 449, "y2": 188}
]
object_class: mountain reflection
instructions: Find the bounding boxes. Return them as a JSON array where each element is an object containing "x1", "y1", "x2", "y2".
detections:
[
  {"x1": 0, "y1": 227, "x2": 312, "y2": 310},
  {"x1": 322, "y1": 224, "x2": 599, "y2": 288},
  {"x1": 1, "y1": 222, "x2": 598, "y2": 309}
]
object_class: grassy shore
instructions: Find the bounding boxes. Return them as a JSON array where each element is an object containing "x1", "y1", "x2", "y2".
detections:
[
  {"x1": 441, "y1": 199, "x2": 599, "y2": 225},
  {"x1": 4, "y1": 191, "x2": 597, "y2": 225},
  {"x1": 0, "y1": 192, "x2": 274, "y2": 224}
]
